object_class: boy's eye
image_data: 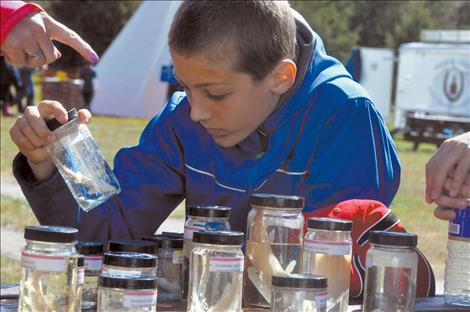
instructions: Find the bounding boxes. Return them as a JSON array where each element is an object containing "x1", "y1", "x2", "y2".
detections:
[{"x1": 206, "y1": 92, "x2": 226, "y2": 101}]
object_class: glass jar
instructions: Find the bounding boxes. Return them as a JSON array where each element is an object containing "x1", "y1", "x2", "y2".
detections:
[
  {"x1": 363, "y1": 231, "x2": 418, "y2": 312},
  {"x1": 102, "y1": 252, "x2": 157, "y2": 277},
  {"x1": 97, "y1": 275, "x2": 158, "y2": 312},
  {"x1": 108, "y1": 240, "x2": 158, "y2": 255},
  {"x1": 77, "y1": 255, "x2": 85, "y2": 309},
  {"x1": 76, "y1": 241, "x2": 104, "y2": 310},
  {"x1": 271, "y1": 273, "x2": 328, "y2": 312},
  {"x1": 183, "y1": 205, "x2": 231, "y2": 299},
  {"x1": 19, "y1": 225, "x2": 82, "y2": 312},
  {"x1": 244, "y1": 193, "x2": 305, "y2": 307},
  {"x1": 188, "y1": 231, "x2": 245, "y2": 312},
  {"x1": 301, "y1": 217, "x2": 352, "y2": 312},
  {"x1": 45, "y1": 108, "x2": 120, "y2": 212},
  {"x1": 156, "y1": 237, "x2": 184, "y2": 301}
]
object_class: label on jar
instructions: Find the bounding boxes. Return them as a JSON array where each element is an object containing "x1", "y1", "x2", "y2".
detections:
[
  {"x1": 84, "y1": 256, "x2": 103, "y2": 271},
  {"x1": 78, "y1": 267, "x2": 85, "y2": 285},
  {"x1": 209, "y1": 256, "x2": 244, "y2": 272},
  {"x1": 101, "y1": 267, "x2": 141, "y2": 277},
  {"x1": 21, "y1": 251, "x2": 66, "y2": 272},
  {"x1": 172, "y1": 251, "x2": 184, "y2": 264},
  {"x1": 449, "y1": 205, "x2": 470, "y2": 239},
  {"x1": 184, "y1": 225, "x2": 205, "y2": 240},
  {"x1": 123, "y1": 290, "x2": 158, "y2": 308},
  {"x1": 303, "y1": 239, "x2": 352, "y2": 255}
]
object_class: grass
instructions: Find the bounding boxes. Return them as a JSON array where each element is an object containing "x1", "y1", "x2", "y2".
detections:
[
  {"x1": 1, "y1": 195, "x2": 38, "y2": 231},
  {"x1": 0, "y1": 256, "x2": 21, "y2": 284}
]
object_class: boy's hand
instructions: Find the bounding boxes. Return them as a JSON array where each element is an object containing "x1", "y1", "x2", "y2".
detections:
[
  {"x1": 433, "y1": 173, "x2": 470, "y2": 221},
  {"x1": 9, "y1": 101, "x2": 91, "y2": 180}
]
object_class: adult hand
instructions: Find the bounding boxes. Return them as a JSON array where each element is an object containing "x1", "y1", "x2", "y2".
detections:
[
  {"x1": 1, "y1": 11, "x2": 99, "y2": 68},
  {"x1": 433, "y1": 172, "x2": 470, "y2": 220},
  {"x1": 9, "y1": 101, "x2": 91, "y2": 180}
]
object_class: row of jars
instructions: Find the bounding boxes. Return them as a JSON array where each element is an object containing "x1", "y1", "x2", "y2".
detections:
[{"x1": 18, "y1": 193, "x2": 419, "y2": 312}]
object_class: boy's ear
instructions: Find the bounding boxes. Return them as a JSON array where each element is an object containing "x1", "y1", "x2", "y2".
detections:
[{"x1": 269, "y1": 59, "x2": 297, "y2": 95}]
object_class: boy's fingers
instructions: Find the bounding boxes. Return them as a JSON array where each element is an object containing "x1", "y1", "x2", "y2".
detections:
[
  {"x1": 434, "y1": 194, "x2": 469, "y2": 209},
  {"x1": 429, "y1": 153, "x2": 461, "y2": 200},
  {"x1": 23, "y1": 107, "x2": 53, "y2": 144},
  {"x1": 434, "y1": 206, "x2": 456, "y2": 221},
  {"x1": 44, "y1": 14, "x2": 99, "y2": 64},
  {"x1": 78, "y1": 109, "x2": 92, "y2": 124},
  {"x1": 37, "y1": 100, "x2": 68, "y2": 122},
  {"x1": 450, "y1": 157, "x2": 470, "y2": 197}
]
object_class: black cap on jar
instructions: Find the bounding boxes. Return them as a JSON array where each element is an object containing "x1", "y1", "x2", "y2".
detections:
[
  {"x1": 192, "y1": 231, "x2": 244, "y2": 246},
  {"x1": 45, "y1": 108, "x2": 79, "y2": 131},
  {"x1": 369, "y1": 231, "x2": 418, "y2": 247},
  {"x1": 307, "y1": 217, "x2": 352, "y2": 231},
  {"x1": 161, "y1": 238, "x2": 183, "y2": 249},
  {"x1": 161, "y1": 232, "x2": 184, "y2": 239},
  {"x1": 76, "y1": 241, "x2": 104, "y2": 255},
  {"x1": 99, "y1": 275, "x2": 158, "y2": 290},
  {"x1": 24, "y1": 225, "x2": 78, "y2": 243},
  {"x1": 108, "y1": 240, "x2": 158, "y2": 255},
  {"x1": 187, "y1": 205, "x2": 231, "y2": 218},
  {"x1": 272, "y1": 273, "x2": 327, "y2": 289},
  {"x1": 77, "y1": 255, "x2": 84, "y2": 267},
  {"x1": 103, "y1": 252, "x2": 157, "y2": 268},
  {"x1": 250, "y1": 193, "x2": 304, "y2": 209}
]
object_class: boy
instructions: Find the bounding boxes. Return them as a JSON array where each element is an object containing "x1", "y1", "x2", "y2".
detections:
[{"x1": 11, "y1": 1, "x2": 431, "y2": 297}]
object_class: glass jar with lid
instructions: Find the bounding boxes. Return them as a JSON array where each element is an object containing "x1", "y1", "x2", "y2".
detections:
[
  {"x1": 97, "y1": 275, "x2": 158, "y2": 312},
  {"x1": 244, "y1": 193, "x2": 305, "y2": 307},
  {"x1": 363, "y1": 231, "x2": 418, "y2": 312},
  {"x1": 102, "y1": 252, "x2": 157, "y2": 277},
  {"x1": 108, "y1": 240, "x2": 158, "y2": 256},
  {"x1": 156, "y1": 237, "x2": 184, "y2": 301},
  {"x1": 19, "y1": 225, "x2": 82, "y2": 312},
  {"x1": 183, "y1": 205, "x2": 231, "y2": 298},
  {"x1": 301, "y1": 217, "x2": 352, "y2": 312},
  {"x1": 76, "y1": 241, "x2": 104, "y2": 310},
  {"x1": 188, "y1": 230, "x2": 245, "y2": 312},
  {"x1": 271, "y1": 273, "x2": 328, "y2": 312}
]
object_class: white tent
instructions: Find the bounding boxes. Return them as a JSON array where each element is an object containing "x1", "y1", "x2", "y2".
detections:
[{"x1": 91, "y1": 1, "x2": 181, "y2": 118}]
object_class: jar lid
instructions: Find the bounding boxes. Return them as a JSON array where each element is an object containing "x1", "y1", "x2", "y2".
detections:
[
  {"x1": 193, "y1": 231, "x2": 244, "y2": 245},
  {"x1": 24, "y1": 225, "x2": 78, "y2": 243},
  {"x1": 108, "y1": 240, "x2": 157, "y2": 255},
  {"x1": 187, "y1": 205, "x2": 231, "y2": 218},
  {"x1": 76, "y1": 241, "x2": 104, "y2": 255},
  {"x1": 161, "y1": 238, "x2": 183, "y2": 249},
  {"x1": 161, "y1": 232, "x2": 184, "y2": 239},
  {"x1": 250, "y1": 193, "x2": 304, "y2": 209},
  {"x1": 272, "y1": 273, "x2": 327, "y2": 289},
  {"x1": 104, "y1": 252, "x2": 157, "y2": 267},
  {"x1": 369, "y1": 231, "x2": 417, "y2": 247},
  {"x1": 307, "y1": 217, "x2": 352, "y2": 231},
  {"x1": 45, "y1": 108, "x2": 79, "y2": 131},
  {"x1": 77, "y1": 255, "x2": 84, "y2": 267},
  {"x1": 99, "y1": 275, "x2": 158, "y2": 290},
  {"x1": 140, "y1": 235, "x2": 166, "y2": 248}
]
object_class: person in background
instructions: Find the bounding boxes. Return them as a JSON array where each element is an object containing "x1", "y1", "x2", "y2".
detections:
[
  {"x1": 426, "y1": 132, "x2": 470, "y2": 220},
  {"x1": 1, "y1": 57, "x2": 22, "y2": 116},
  {"x1": 79, "y1": 63, "x2": 96, "y2": 109},
  {"x1": 15, "y1": 66, "x2": 36, "y2": 112},
  {"x1": 1, "y1": 1, "x2": 98, "y2": 68}
]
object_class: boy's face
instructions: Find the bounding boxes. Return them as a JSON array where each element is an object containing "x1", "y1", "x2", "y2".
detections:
[{"x1": 171, "y1": 50, "x2": 281, "y2": 148}]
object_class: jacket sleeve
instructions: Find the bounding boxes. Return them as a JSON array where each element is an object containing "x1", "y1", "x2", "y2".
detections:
[
  {"x1": 13, "y1": 96, "x2": 186, "y2": 244},
  {"x1": 1, "y1": 1, "x2": 44, "y2": 44}
]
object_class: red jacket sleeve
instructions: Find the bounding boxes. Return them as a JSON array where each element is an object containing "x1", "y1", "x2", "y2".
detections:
[
  {"x1": 303, "y1": 199, "x2": 435, "y2": 298},
  {"x1": 1, "y1": 1, "x2": 44, "y2": 44}
]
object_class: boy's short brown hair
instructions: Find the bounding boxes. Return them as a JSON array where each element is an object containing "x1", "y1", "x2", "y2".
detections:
[{"x1": 168, "y1": 0, "x2": 296, "y2": 81}]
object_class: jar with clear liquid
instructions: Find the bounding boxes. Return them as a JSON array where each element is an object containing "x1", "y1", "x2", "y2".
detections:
[
  {"x1": 301, "y1": 217, "x2": 352, "y2": 312},
  {"x1": 271, "y1": 273, "x2": 328, "y2": 312},
  {"x1": 97, "y1": 275, "x2": 158, "y2": 312},
  {"x1": 76, "y1": 241, "x2": 104, "y2": 310},
  {"x1": 156, "y1": 237, "x2": 184, "y2": 301},
  {"x1": 363, "y1": 231, "x2": 418, "y2": 312},
  {"x1": 445, "y1": 203, "x2": 470, "y2": 306},
  {"x1": 244, "y1": 193, "x2": 305, "y2": 308},
  {"x1": 45, "y1": 108, "x2": 120, "y2": 212},
  {"x1": 183, "y1": 205, "x2": 231, "y2": 299},
  {"x1": 102, "y1": 252, "x2": 157, "y2": 277},
  {"x1": 188, "y1": 230, "x2": 245, "y2": 312},
  {"x1": 19, "y1": 225, "x2": 82, "y2": 312}
]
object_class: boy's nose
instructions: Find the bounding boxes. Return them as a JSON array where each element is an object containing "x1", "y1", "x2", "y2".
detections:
[{"x1": 189, "y1": 98, "x2": 212, "y2": 123}]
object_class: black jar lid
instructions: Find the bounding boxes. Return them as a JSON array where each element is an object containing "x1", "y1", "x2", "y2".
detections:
[
  {"x1": 140, "y1": 235, "x2": 167, "y2": 248},
  {"x1": 272, "y1": 273, "x2": 327, "y2": 289},
  {"x1": 108, "y1": 240, "x2": 158, "y2": 255},
  {"x1": 104, "y1": 252, "x2": 157, "y2": 267},
  {"x1": 250, "y1": 193, "x2": 304, "y2": 209},
  {"x1": 187, "y1": 205, "x2": 231, "y2": 218},
  {"x1": 76, "y1": 241, "x2": 104, "y2": 255},
  {"x1": 24, "y1": 225, "x2": 78, "y2": 243},
  {"x1": 369, "y1": 231, "x2": 418, "y2": 247},
  {"x1": 307, "y1": 217, "x2": 352, "y2": 231},
  {"x1": 160, "y1": 238, "x2": 183, "y2": 249},
  {"x1": 161, "y1": 232, "x2": 184, "y2": 239},
  {"x1": 45, "y1": 108, "x2": 79, "y2": 131},
  {"x1": 193, "y1": 230, "x2": 244, "y2": 246},
  {"x1": 99, "y1": 275, "x2": 158, "y2": 290},
  {"x1": 77, "y1": 255, "x2": 84, "y2": 267}
]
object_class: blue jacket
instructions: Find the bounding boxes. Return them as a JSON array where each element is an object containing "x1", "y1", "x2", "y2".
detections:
[{"x1": 14, "y1": 23, "x2": 400, "y2": 243}]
